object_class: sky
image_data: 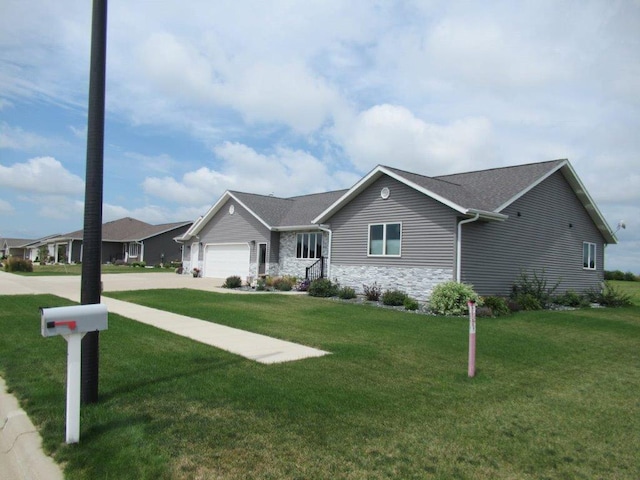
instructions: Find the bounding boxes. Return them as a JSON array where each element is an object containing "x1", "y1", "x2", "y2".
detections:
[{"x1": 0, "y1": 0, "x2": 638, "y2": 273}]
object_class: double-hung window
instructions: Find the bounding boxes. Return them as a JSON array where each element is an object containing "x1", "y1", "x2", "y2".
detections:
[
  {"x1": 583, "y1": 242, "x2": 596, "y2": 270},
  {"x1": 296, "y1": 233, "x2": 322, "y2": 259},
  {"x1": 369, "y1": 223, "x2": 401, "y2": 256},
  {"x1": 128, "y1": 242, "x2": 140, "y2": 258}
]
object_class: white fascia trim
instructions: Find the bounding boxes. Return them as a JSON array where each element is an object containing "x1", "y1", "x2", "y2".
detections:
[
  {"x1": 181, "y1": 191, "x2": 274, "y2": 241},
  {"x1": 494, "y1": 160, "x2": 616, "y2": 244},
  {"x1": 494, "y1": 160, "x2": 568, "y2": 213},
  {"x1": 312, "y1": 165, "x2": 469, "y2": 224},
  {"x1": 560, "y1": 162, "x2": 617, "y2": 244},
  {"x1": 311, "y1": 167, "x2": 383, "y2": 224},
  {"x1": 230, "y1": 193, "x2": 273, "y2": 230}
]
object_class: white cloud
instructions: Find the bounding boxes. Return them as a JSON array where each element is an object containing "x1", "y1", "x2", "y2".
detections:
[
  {"x1": 102, "y1": 203, "x2": 206, "y2": 225},
  {"x1": 142, "y1": 141, "x2": 359, "y2": 206},
  {"x1": 0, "y1": 157, "x2": 84, "y2": 195},
  {"x1": 0, "y1": 122, "x2": 59, "y2": 151},
  {"x1": 123, "y1": 152, "x2": 180, "y2": 175},
  {"x1": 37, "y1": 196, "x2": 84, "y2": 220},
  {"x1": 142, "y1": 168, "x2": 233, "y2": 206},
  {"x1": 0, "y1": 198, "x2": 14, "y2": 214},
  {"x1": 215, "y1": 61, "x2": 346, "y2": 133},
  {"x1": 340, "y1": 104, "x2": 495, "y2": 174}
]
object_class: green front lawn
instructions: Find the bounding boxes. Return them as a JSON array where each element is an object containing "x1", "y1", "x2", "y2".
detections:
[
  {"x1": 10, "y1": 264, "x2": 177, "y2": 276},
  {"x1": 0, "y1": 291, "x2": 638, "y2": 479}
]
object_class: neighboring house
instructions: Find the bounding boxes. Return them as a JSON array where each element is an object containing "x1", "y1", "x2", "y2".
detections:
[
  {"x1": 1, "y1": 238, "x2": 35, "y2": 259},
  {"x1": 40, "y1": 217, "x2": 192, "y2": 265},
  {"x1": 177, "y1": 159, "x2": 616, "y2": 300}
]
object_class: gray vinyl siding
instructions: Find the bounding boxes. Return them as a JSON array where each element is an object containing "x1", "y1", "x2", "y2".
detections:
[
  {"x1": 142, "y1": 226, "x2": 189, "y2": 265},
  {"x1": 70, "y1": 240, "x2": 82, "y2": 263},
  {"x1": 102, "y1": 242, "x2": 123, "y2": 264},
  {"x1": 198, "y1": 199, "x2": 273, "y2": 262},
  {"x1": 329, "y1": 176, "x2": 457, "y2": 269},
  {"x1": 461, "y1": 171, "x2": 605, "y2": 296}
]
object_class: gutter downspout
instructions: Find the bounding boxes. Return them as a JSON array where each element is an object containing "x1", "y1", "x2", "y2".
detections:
[
  {"x1": 318, "y1": 225, "x2": 333, "y2": 279},
  {"x1": 456, "y1": 213, "x2": 480, "y2": 282}
]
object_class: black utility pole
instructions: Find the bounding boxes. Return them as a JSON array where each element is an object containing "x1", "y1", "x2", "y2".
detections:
[{"x1": 81, "y1": 0, "x2": 108, "y2": 405}]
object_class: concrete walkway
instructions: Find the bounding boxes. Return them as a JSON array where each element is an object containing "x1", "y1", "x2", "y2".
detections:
[
  {"x1": 0, "y1": 270, "x2": 329, "y2": 479},
  {"x1": 0, "y1": 271, "x2": 329, "y2": 364}
]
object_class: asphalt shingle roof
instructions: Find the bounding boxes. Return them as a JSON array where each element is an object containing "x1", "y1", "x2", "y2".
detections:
[
  {"x1": 60, "y1": 217, "x2": 191, "y2": 242},
  {"x1": 231, "y1": 189, "x2": 349, "y2": 228},
  {"x1": 385, "y1": 159, "x2": 566, "y2": 212},
  {"x1": 1, "y1": 238, "x2": 36, "y2": 248}
]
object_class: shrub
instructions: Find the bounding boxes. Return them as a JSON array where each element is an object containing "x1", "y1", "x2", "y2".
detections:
[
  {"x1": 256, "y1": 278, "x2": 267, "y2": 291},
  {"x1": 586, "y1": 281, "x2": 633, "y2": 307},
  {"x1": 554, "y1": 290, "x2": 588, "y2": 308},
  {"x1": 3, "y1": 257, "x2": 33, "y2": 272},
  {"x1": 223, "y1": 275, "x2": 242, "y2": 289},
  {"x1": 482, "y1": 296, "x2": 510, "y2": 316},
  {"x1": 363, "y1": 282, "x2": 382, "y2": 302},
  {"x1": 308, "y1": 278, "x2": 338, "y2": 297},
  {"x1": 296, "y1": 279, "x2": 310, "y2": 292},
  {"x1": 403, "y1": 297, "x2": 419, "y2": 311},
  {"x1": 512, "y1": 292, "x2": 542, "y2": 311},
  {"x1": 132, "y1": 261, "x2": 146, "y2": 268},
  {"x1": 510, "y1": 269, "x2": 560, "y2": 309},
  {"x1": 338, "y1": 286, "x2": 357, "y2": 300},
  {"x1": 272, "y1": 276, "x2": 295, "y2": 291},
  {"x1": 382, "y1": 289, "x2": 408, "y2": 306},
  {"x1": 604, "y1": 270, "x2": 622, "y2": 281},
  {"x1": 429, "y1": 281, "x2": 481, "y2": 316}
]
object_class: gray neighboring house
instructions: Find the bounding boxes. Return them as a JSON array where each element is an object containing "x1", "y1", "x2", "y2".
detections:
[
  {"x1": 41, "y1": 217, "x2": 192, "y2": 265},
  {"x1": 1, "y1": 238, "x2": 37, "y2": 259},
  {"x1": 177, "y1": 159, "x2": 616, "y2": 300}
]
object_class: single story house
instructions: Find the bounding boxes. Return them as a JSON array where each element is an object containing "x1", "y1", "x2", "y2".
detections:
[
  {"x1": 1, "y1": 238, "x2": 37, "y2": 259},
  {"x1": 40, "y1": 217, "x2": 192, "y2": 265},
  {"x1": 177, "y1": 159, "x2": 616, "y2": 300}
]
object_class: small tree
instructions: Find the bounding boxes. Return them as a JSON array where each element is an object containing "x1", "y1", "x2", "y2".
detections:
[{"x1": 37, "y1": 245, "x2": 49, "y2": 265}]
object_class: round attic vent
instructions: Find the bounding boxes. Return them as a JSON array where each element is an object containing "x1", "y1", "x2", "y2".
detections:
[
  {"x1": 229, "y1": 205, "x2": 235, "y2": 214},
  {"x1": 381, "y1": 187, "x2": 390, "y2": 199}
]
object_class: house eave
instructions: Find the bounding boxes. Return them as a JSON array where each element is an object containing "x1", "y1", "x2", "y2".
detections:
[
  {"x1": 466, "y1": 209, "x2": 508, "y2": 221},
  {"x1": 313, "y1": 165, "x2": 470, "y2": 224},
  {"x1": 495, "y1": 160, "x2": 616, "y2": 244}
]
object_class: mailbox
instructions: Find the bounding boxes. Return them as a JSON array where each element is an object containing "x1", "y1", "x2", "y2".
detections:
[{"x1": 41, "y1": 304, "x2": 108, "y2": 337}]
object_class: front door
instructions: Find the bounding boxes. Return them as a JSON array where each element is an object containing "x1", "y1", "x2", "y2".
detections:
[{"x1": 258, "y1": 243, "x2": 267, "y2": 276}]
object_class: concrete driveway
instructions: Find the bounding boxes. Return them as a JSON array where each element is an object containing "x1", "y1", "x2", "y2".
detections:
[{"x1": 0, "y1": 270, "x2": 226, "y2": 299}]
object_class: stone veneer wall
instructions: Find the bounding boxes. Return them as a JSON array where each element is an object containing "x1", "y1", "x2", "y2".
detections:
[
  {"x1": 278, "y1": 232, "x2": 328, "y2": 279},
  {"x1": 330, "y1": 264, "x2": 453, "y2": 302}
]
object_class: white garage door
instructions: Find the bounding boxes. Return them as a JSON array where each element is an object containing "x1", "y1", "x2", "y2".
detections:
[{"x1": 204, "y1": 243, "x2": 250, "y2": 279}]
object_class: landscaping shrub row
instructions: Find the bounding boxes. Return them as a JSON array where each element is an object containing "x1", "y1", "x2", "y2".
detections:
[{"x1": 221, "y1": 269, "x2": 633, "y2": 315}]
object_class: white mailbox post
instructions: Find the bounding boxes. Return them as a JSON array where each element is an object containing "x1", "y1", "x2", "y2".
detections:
[{"x1": 41, "y1": 304, "x2": 108, "y2": 444}]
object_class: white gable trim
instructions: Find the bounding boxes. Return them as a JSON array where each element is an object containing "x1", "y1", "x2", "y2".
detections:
[
  {"x1": 313, "y1": 165, "x2": 476, "y2": 225},
  {"x1": 494, "y1": 160, "x2": 568, "y2": 213},
  {"x1": 494, "y1": 160, "x2": 616, "y2": 244},
  {"x1": 179, "y1": 191, "x2": 273, "y2": 242}
]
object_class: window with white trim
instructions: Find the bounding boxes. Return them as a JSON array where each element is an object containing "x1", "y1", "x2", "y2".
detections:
[
  {"x1": 583, "y1": 242, "x2": 596, "y2": 270},
  {"x1": 369, "y1": 223, "x2": 401, "y2": 256},
  {"x1": 128, "y1": 243, "x2": 140, "y2": 258},
  {"x1": 296, "y1": 233, "x2": 322, "y2": 259}
]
